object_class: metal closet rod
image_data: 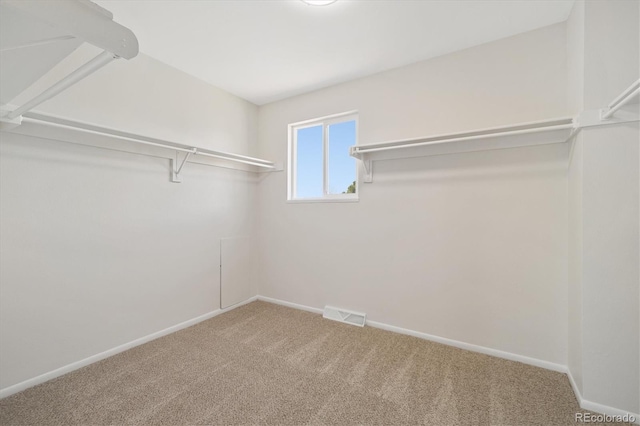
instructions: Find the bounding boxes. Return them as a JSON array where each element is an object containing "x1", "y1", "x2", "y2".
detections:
[
  {"x1": 21, "y1": 112, "x2": 276, "y2": 169},
  {"x1": 353, "y1": 119, "x2": 575, "y2": 155}
]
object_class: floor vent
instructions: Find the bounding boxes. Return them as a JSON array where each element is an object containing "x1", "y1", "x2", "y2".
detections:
[{"x1": 322, "y1": 306, "x2": 366, "y2": 327}]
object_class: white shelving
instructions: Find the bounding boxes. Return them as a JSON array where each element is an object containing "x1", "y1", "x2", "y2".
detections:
[
  {"x1": 350, "y1": 117, "x2": 575, "y2": 182},
  {"x1": 13, "y1": 110, "x2": 280, "y2": 182},
  {"x1": 0, "y1": 1, "x2": 278, "y2": 182},
  {"x1": 0, "y1": 0, "x2": 138, "y2": 127},
  {"x1": 351, "y1": 78, "x2": 640, "y2": 183}
]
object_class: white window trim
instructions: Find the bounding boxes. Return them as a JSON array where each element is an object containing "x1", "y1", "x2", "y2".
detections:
[{"x1": 287, "y1": 111, "x2": 359, "y2": 202}]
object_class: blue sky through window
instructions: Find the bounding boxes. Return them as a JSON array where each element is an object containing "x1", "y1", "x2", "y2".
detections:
[
  {"x1": 296, "y1": 125, "x2": 323, "y2": 198},
  {"x1": 328, "y1": 120, "x2": 356, "y2": 194},
  {"x1": 295, "y1": 119, "x2": 356, "y2": 198}
]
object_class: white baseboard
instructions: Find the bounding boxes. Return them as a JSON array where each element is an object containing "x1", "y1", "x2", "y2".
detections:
[
  {"x1": 257, "y1": 295, "x2": 565, "y2": 372},
  {"x1": 257, "y1": 295, "x2": 640, "y2": 423},
  {"x1": 257, "y1": 295, "x2": 323, "y2": 315},
  {"x1": 365, "y1": 319, "x2": 567, "y2": 373},
  {"x1": 0, "y1": 296, "x2": 258, "y2": 399},
  {"x1": 567, "y1": 367, "x2": 582, "y2": 407},
  {"x1": 567, "y1": 368, "x2": 640, "y2": 425}
]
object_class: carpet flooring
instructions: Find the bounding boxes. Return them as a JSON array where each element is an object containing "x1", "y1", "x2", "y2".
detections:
[{"x1": 0, "y1": 301, "x2": 610, "y2": 425}]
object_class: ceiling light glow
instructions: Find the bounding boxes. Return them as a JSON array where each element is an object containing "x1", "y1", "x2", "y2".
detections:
[{"x1": 301, "y1": 0, "x2": 337, "y2": 6}]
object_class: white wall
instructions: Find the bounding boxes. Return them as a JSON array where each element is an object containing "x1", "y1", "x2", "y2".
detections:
[
  {"x1": 256, "y1": 24, "x2": 569, "y2": 365},
  {"x1": 582, "y1": 123, "x2": 639, "y2": 413},
  {"x1": 581, "y1": 0, "x2": 639, "y2": 414},
  {"x1": 582, "y1": 0, "x2": 640, "y2": 111},
  {"x1": 0, "y1": 46, "x2": 259, "y2": 390}
]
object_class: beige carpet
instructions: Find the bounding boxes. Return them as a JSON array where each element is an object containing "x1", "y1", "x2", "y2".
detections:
[{"x1": 0, "y1": 301, "x2": 609, "y2": 425}]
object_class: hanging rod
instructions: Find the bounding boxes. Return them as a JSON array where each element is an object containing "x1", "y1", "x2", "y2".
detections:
[
  {"x1": 17, "y1": 111, "x2": 278, "y2": 182},
  {"x1": 601, "y1": 79, "x2": 640, "y2": 120},
  {"x1": 352, "y1": 119, "x2": 574, "y2": 156},
  {"x1": 351, "y1": 117, "x2": 574, "y2": 157}
]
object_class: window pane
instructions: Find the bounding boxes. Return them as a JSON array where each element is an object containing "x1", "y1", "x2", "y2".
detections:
[
  {"x1": 327, "y1": 120, "x2": 356, "y2": 195},
  {"x1": 295, "y1": 125, "x2": 323, "y2": 198}
]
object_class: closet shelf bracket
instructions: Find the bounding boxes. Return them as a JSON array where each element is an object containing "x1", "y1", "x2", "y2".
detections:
[
  {"x1": 600, "y1": 79, "x2": 640, "y2": 120},
  {"x1": 362, "y1": 159, "x2": 372, "y2": 183},
  {"x1": 576, "y1": 77, "x2": 640, "y2": 129},
  {"x1": 171, "y1": 149, "x2": 197, "y2": 183},
  {"x1": 0, "y1": 106, "x2": 22, "y2": 127},
  {"x1": 576, "y1": 108, "x2": 639, "y2": 130},
  {"x1": 351, "y1": 146, "x2": 373, "y2": 182}
]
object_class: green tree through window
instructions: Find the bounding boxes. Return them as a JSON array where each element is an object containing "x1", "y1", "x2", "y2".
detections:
[{"x1": 343, "y1": 181, "x2": 356, "y2": 194}]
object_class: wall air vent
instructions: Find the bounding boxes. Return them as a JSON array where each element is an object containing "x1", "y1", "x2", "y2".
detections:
[{"x1": 322, "y1": 306, "x2": 366, "y2": 327}]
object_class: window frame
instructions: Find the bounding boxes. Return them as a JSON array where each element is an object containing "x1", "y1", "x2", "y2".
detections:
[{"x1": 287, "y1": 111, "x2": 359, "y2": 203}]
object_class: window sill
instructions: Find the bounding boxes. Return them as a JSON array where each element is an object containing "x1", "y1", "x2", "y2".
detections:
[{"x1": 287, "y1": 196, "x2": 359, "y2": 204}]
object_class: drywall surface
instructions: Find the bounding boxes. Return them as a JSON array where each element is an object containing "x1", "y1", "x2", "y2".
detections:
[
  {"x1": 583, "y1": 0, "x2": 640, "y2": 111},
  {"x1": 582, "y1": 0, "x2": 640, "y2": 413},
  {"x1": 0, "y1": 48, "x2": 259, "y2": 390},
  {"x1": 582, "y1": 124, "x2": 639, "y2": 414},
  {"x1": 566, "y1": 0, "x2": 640, "y2": 415},
  {"x1": 256, "y1": 24, "x2": 569, "y2": 365}
]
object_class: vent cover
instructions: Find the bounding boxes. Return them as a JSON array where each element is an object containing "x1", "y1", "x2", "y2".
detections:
[{"x1": 323, "y1": 306, "x2": 366, "y2": 327}]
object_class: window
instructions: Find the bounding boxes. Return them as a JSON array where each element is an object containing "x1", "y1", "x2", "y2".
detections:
[{"x1": 288, "y1": 112, "x2": 358, "y2": 202}]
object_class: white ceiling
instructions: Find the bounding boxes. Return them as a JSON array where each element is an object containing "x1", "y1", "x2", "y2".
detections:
[{"x1": 94, "y1": 0, "x2": 575, "y2": 105}]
